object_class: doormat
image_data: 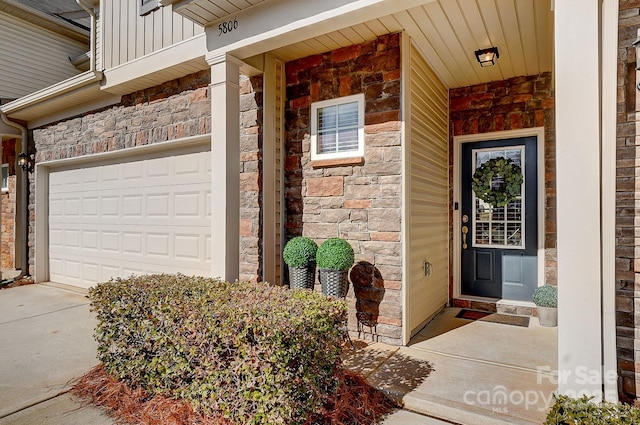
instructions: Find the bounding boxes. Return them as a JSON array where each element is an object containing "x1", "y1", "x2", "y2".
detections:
[
  {"x1": 455, "y1": 309, "x2": 530, "y2": 327},
  {"x1": 455, "y1": 309, "x2": 491, "y2": 320}
]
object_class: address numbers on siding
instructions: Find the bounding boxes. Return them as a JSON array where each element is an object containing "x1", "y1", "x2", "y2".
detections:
[{"x1": 219, "y1": 18, "x2": 239, "y2": 36}]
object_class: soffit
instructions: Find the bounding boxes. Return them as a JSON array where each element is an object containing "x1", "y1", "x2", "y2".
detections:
[
  {"x1": 269, "y1": 0, "x2": 554, "y2": 89},
  {"x1": 161, "y1": 0, "x2": 267, "y2": 25}
]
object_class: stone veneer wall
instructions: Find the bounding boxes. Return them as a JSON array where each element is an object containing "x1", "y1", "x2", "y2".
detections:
[
  {"x1": 29, "y1": 71, "x2": 212, "y2": 274},
  {"x1": 449, "y1": 72, "x2": 556, "y2": 315},
  {"x1": 239, "y1": 74, "x2": 264, "y2": 283},
  {"x1": 616, "y1": 1, "x2": 640, "y2": 401},
  {"x1": 285, "y1": 33, "x2": 404, "y2": 344},
  {"x1": 1, "y1": 139, "x2": 15, "y2": 269}
]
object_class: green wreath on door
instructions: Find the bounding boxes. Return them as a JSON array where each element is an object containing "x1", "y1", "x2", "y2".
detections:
[{"x1": 471, "y1": 157, "x2": 523, "y2": 208}]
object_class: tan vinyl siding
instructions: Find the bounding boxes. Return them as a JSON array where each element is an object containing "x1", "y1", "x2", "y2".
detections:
[
  {"x1": 96, "y1": 6, "x2": 103, "y2": 70},
  {"x1": 263, "y1": 56, "x2": 285, "y2": 285},
  {"x1": 274, "y1": 58, "x2": 284, "y2": 285},
  {"x1": 103, "y1": 0, "x2": 204, "y2": 69},
  {"x1": 0, "y1": 11, "x2": 87, "y2": 99},
  {"x1": 408, "y1": 43, "x2": 449, "y2": 334}
]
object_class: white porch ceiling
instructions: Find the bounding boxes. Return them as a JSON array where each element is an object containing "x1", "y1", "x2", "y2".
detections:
[{"x1": 270, "y1": 0, "x2": 554, "y2": 89}]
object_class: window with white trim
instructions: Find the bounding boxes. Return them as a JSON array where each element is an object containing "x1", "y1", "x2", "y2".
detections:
[
  {"x1": 140, "y1": 0, "x2": 159, "y2": 15},
  {"x1": 1, "y1": 164, "x2": 8, "y2": 192},
  {"x1": 310, "y1": 94, "x2": 364, "y2": 161}
]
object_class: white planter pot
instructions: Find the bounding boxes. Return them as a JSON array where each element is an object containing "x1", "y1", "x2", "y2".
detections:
[{"x1": 537, "y1": 306, "x2": 557, "y2": 327}]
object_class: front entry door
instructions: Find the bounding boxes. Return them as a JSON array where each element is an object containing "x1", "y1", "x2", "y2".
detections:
[{"x1": 460, "y1": 137, "x2": 538, "y2": 301}]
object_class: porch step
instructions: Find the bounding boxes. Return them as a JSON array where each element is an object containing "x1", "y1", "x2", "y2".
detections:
[
  {"x1": 402, "y1": 390, "x2": 541, "y2": 425},
  {"x1": 370, "y1": 347, "x2": 551, "y2": 425},
  {"x1": 381, "y1": 409, "x2": 457, "y2": 424},
  {"x1": 453, "y1": 298, "x2": 536, "y2": 317}
]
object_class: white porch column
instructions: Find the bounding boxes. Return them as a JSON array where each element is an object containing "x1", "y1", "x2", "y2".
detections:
[
  {"x1": 206, "y1": 53, "x2": 242, "y2": 282},
  {"x1": 555, "y1": 0, "x2": 602, "y2": 398}
]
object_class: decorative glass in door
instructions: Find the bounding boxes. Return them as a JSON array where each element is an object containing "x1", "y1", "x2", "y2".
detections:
[{"x1": 473, "y1": 147, "x2": 525, "y2": 249}]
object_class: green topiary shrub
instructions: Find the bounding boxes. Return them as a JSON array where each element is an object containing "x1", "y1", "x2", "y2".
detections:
[
  {"x1": 545, "y1": 395, "x2": 640, "y2": 424},
  {"x1": 283, "y1": 236, "x2": 318, "y2": 268},
  {"x1": 316, "y1": 238, "x2": 355, "y2": 271},
  {"x1": 533, "y1": 284, "x2": 557, "y2": 307},
  {"x1": 89, "y1": 274, "x2": 347, "y2": 425}
]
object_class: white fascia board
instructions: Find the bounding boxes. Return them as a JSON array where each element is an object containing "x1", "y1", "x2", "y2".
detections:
[
  {"x1": 101, "y1": 33, "x2": 207, "y2": 94},
  {"x1": 205, "y1": 0, "x2": 436, "y2": 60},
  {"x1": 0, "y1": 70, "x2": 102, "y2": 115}
]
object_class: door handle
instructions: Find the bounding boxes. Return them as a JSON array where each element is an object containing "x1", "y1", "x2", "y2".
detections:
[{"x1": 462, "y1": 226, "x2": 469, "y2": 250}]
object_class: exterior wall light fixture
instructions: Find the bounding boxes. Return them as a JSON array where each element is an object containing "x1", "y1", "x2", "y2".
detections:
[
  {"x1": 18, "y1": 152, "x2": 33, "y2": 172},
  {"x1": 475, "y1": 47, "x2": 499, "y2": 67}
]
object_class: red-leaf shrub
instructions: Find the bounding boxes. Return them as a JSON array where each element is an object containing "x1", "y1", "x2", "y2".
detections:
[{"x1": 89, "y1": 274, "x2": 347, "y2": 425}]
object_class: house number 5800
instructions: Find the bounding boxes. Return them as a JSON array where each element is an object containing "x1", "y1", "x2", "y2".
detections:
[{"x1": 219, "y1": 18, "x2": 238, "y2": 36}]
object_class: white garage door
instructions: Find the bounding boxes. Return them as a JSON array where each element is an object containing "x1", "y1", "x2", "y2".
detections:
[{"x1": 48, "y1": 146, "x2": 211, "y2": 288}]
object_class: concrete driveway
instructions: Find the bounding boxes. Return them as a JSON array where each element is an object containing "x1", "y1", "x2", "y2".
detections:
[{"x1": 0, "y1": 284, "x2": 112, "y2": 424}]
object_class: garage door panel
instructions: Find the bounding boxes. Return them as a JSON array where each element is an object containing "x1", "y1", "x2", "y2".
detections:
[
  {"x1": 50, "y1": 229, "x2": 64, "y2": 247},
  {"x1": 174, "y1": 234, "x2": 201, "y2": 259},
  {"x1": 48, "y1": 148, "x2": 211, "y2": 288},
  {"x1": 51, "y1": 252, "x2": 210, "y2": 284},
  {"x1": 65, "y1": 229, "x2": 81, "y2": 248},
  {"x1": 147, "y1": 234, "x2": 170, "y2": 257},
  {"x1": 82, "y1": 197, "x2": 99, "y2": 216},
  {"x1": 100, "y1": 231, "x2": 119, "y2": 252},
  {"x1": 51, "y1": 190, "x2": 209, "y2": 222},
  {"x1": 122, "y1": 232, "x2": 143, "y2": 255},
  {"x1": 175, "y1": 193, "x2": 201, "y2": 217},
  {"x1": 100, "y1": 196, "x2": 119, "y2": 216},
  {"x1": 50, "y1": 177, "x2": 211, "y2": 193},
  {"x1": 99, "y1": 265, "x2": 120, "y2": 281},
  {"x1": 49, "y1": 227, "x2": 211, "y2": 260},
  {"x1": 123, "y1": 195, "x2": 144, "y2": 217},
  {"x1": 82, "y1": 167, "x2": 99, "y2": 183},
  {"x1": 83, "y1": 263, "x2": 99, "y2": 284},
  {"x1": 122, "y1": 162, "x2": 144, "y2": 181},
  {"x1": 82, "y1": 231, "x2": 99, "y2": 250},
  {"x1": 64, "y1": 198, "x2": 80, "y2": 216}
]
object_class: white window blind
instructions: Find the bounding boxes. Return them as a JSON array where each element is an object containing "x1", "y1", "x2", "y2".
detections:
[{"x1": 311, "y1": 94, "x2": 364, "y2": 161}]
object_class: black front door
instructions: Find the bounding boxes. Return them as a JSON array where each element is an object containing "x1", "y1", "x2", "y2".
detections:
[{"x1": 460, "y1": 137, "x2": 538, "y2": 301}]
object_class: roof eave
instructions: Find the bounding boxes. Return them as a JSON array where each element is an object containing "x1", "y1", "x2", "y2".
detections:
[
  {"x1": 1, "y1": 70, "x2": 102, "y2": 117},
  {"x1": 0, "y1": 0, "x2": 90, "y2": 43}
]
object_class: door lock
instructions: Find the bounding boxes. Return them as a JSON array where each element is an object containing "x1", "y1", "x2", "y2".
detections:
[{"x1": 462, "y1": 226, "x2": 469, "y2": 250}]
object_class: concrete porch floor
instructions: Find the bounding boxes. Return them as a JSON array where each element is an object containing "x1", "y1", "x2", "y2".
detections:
[{"x1": 344, "y1": 307, "x2": 558, "y2": 425}]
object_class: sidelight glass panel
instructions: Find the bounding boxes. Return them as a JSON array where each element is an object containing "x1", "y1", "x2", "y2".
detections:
[{"x1": 472, "y1": 146, "x2": 525, "y2": 249}]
